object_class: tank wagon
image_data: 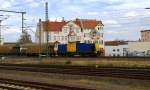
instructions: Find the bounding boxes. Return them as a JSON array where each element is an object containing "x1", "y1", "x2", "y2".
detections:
[
  {"x1": 0, "y1": 44, "x2": 18, "y2": 55},
  {"x1": 19, "y1": 43, "x2": 56, "y2": 56}
]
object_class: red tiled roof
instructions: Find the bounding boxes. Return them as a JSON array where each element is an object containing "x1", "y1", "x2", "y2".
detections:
[
  {"x1": 74, "y1": 18, "x2": 104, "y2": 29},
  {"x1": 42, "y1": 18, "x2": 104, "y2": 31},
  {"x1": 42, "y1": 21, "x2": 68, "y2": 31}
]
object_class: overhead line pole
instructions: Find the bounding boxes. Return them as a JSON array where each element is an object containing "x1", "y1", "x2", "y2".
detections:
[
  {"x1": 0, "y1": 15, "x2": 9, "y2": 45},
  {"x1": 0, "y1": 10, "x2": 26, "y2": 33},
  {"x1": 38, "y1": 19, "x2": 42, "y2": 58},
  {"x1": 0, "y1": 20, "x2": 2, "y2": 45},
  {"x1": 45, "y1": 2, "x2": 49, "y2": 58}
]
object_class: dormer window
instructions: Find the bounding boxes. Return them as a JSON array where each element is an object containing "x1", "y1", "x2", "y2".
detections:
[{"x1": 69, "y1": 25, "x2": 74, "y2": 32}]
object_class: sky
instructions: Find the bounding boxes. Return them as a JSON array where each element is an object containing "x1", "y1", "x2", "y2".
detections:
[{"x1": 0, "y1": 0, "x2": 150, "y2": 42}]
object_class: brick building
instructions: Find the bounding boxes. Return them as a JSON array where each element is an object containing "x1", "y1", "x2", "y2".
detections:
[{"x1": 141, "y1": 30, "x2": 150, "y2": 42}]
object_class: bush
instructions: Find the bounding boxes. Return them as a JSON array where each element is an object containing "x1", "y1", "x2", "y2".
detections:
[{"x1": 65, "y1": 60, "x2": 72, "y2": 65}]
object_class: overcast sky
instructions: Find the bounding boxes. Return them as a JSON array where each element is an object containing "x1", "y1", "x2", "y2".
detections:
[{"x1": 0, "y1": 0, "x2": 150, "y2": 42}]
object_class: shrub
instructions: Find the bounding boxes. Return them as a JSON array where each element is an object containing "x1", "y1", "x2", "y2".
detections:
[{"x1": 65, "y1": 60, "x2": 72, "y2": 65}]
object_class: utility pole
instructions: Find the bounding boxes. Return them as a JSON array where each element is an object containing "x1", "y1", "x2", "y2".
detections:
[
  {"x1": 45, "y1": 2, "x2": 49, "y2": 57},
  {"x1": 0, "y1": 10, "x2": 26, "y2": 34},
  {"x1": 22, "y1": 12, "x2": 25, "y2": 33},
  {"x1": 0, "y1": 15, "x2": 8, "y2": 45},
  {"x1": 0, "y1": 10, "x2": 32, "y2": 44},
  {"x1": 0, "y1": 20, "x2": 2, "y2": 45},
  {"x1": 39, "y1": 19, "x2": 42, "y2": 57}
]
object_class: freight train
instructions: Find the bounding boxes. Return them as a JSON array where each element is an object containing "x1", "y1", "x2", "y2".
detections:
[{"x1": 0, "y1": 42, "x2": 104, "y2": 57}]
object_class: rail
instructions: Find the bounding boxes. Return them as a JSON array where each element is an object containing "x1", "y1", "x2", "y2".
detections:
[
  {"x1": 0, "y1": 64, "x2": 150, "y2": 80},
  {"x1": 0, "y1": 78, "x2": 92, "y2": 90}
]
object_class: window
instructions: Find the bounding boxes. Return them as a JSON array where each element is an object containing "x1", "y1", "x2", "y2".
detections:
[
  {"x1": 101, "y1": 33, "x2": 103, "y2": 37},
  {"x1": 101, "y1": 40, "x2": 103, "y2": 44},
  {"x1": 64, "y1": 27, "x2": 68, "y2": 33},
  {"x1": 113, "y1": 49, "x2": 115, "y2": 52},
  {"x1": 117, "y1": 49, "x2": 120, "y2": 52},
  {"x1": 57, "y1": 36, "x2": 60, "y2": 41},
  {"x1": 49, "y1": 36, "x2": 51, "y2": 41},
  {"x1": 99, "y1": 40, "x2": 101, "y2": 44},
  {"x1": 54, "y1": 36, "x2": 56, "y2": 41},
  {"x1": 65, "y1": 36, "x2": 68, "y2": 40},
  {"x1": 147, "y1": 50, "x2": 150, "y2": 55},
  {"x1": 76, "y1": 29, "x2": 80, "y2": 33},
  {"x1": 123, "y1": 48, "x2": 127, "y2": 51},
  {"x1": 62, "y1": 36, "x2": 64, "y2": 41},
  {"x1": 77, "y1": 36, "x2": 81, "y2": 41},
  {"x1": 117, "y1": 54, "x2": 120, "y2": 56},
  {"x1": 70, "y1": 36, "x2": 76, "y2": 41},
  {"x1": 84, "y1": 33, "x2": 89, "y2": 37}
]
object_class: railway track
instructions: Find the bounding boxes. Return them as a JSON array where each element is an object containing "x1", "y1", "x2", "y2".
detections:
[
  {"x1": 0, "y1": 78, "x2": 92, "y2": 90},
  {"x1": 1, "y1": 56, "x2": 150, "y2": 61},
  {"x1": 0, "y1": 64, "x2": 150, "y2": 80}
]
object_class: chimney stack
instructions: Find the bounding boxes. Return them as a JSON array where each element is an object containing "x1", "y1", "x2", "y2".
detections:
[{"x1": 62, "y1": 17, "x2": 65, "y2": 22}]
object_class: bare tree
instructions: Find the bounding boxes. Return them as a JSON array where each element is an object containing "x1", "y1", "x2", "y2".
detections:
[{"x1": 18, "y1": 30, "x2": 32, "y2": 44}]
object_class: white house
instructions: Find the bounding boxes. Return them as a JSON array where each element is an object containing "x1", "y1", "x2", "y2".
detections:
[
  {"x1": 35, "y1": 18, "x2": 104, "y2": 48},
  {"x1": 105, "y1": 41, "x2": 128, "y2": 57}
]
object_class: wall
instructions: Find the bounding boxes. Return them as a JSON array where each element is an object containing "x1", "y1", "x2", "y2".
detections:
[
  {"x1": 128, "y1": 42, "x2": 150, "y2": 56},
  {"x1": 141, "y1": 31, "x2": 150, "y2": 42},
  {"x1": 105, "y1": 44, "x2": 128, "y2": 57}
]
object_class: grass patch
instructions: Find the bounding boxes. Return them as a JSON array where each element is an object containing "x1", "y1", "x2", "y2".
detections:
[{"x1": 2, "y1": 58, "x2": 150, "y2": 69}]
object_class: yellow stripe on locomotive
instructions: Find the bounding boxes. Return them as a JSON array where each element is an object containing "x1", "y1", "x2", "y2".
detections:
[{"x1": 67, "y1": 42, "x2": 76, "y2": 53}]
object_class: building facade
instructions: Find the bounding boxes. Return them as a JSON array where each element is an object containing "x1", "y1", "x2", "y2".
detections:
[
  {"x1": 141, "y1": 30, "x2": 150, "y2": 42},
  {"x1": 35, "y1": 18, "x2": 104, "y2": 48},
  {"x1": 104, "y1": 41, "x2": 128, "y2": 57},
  {"x1": 128, "y1": 42, "x2": 150, "y2": 57}
]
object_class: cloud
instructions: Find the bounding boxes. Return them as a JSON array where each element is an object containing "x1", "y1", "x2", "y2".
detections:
[
  {"x1": 103, "y1": 19, "x2": 121, "y2": 27},
  {"x1": 82, "y1": 0, "x2": 121, "y2": 4},
  {"x1": 2, "y1": 27, "x2": 21, "y2": 36},
  {"x1": 106, "y1": 30, "x2": 128, "y2": 34},
  {"x1": 106, "y1": 0, "x2": 150, "y2": 10},
  {"x1": 124, "y1": 11, "x2": 138, "y2": 17},
  {"x1": 25, "y1": 0, "x2": 40, "y2": 8},
  {"x1": 49, "y1": 17, "x2": 63, "y2": 22},
  {"x1": 1, "y1": 1, "x2": 12, "y2": 9},
  {"x1": 87, "y1": 12, "x2": 99, "y2": 16},
  {"x1": 0, "y1": 0, "x2": 150, "y2": 42}
]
